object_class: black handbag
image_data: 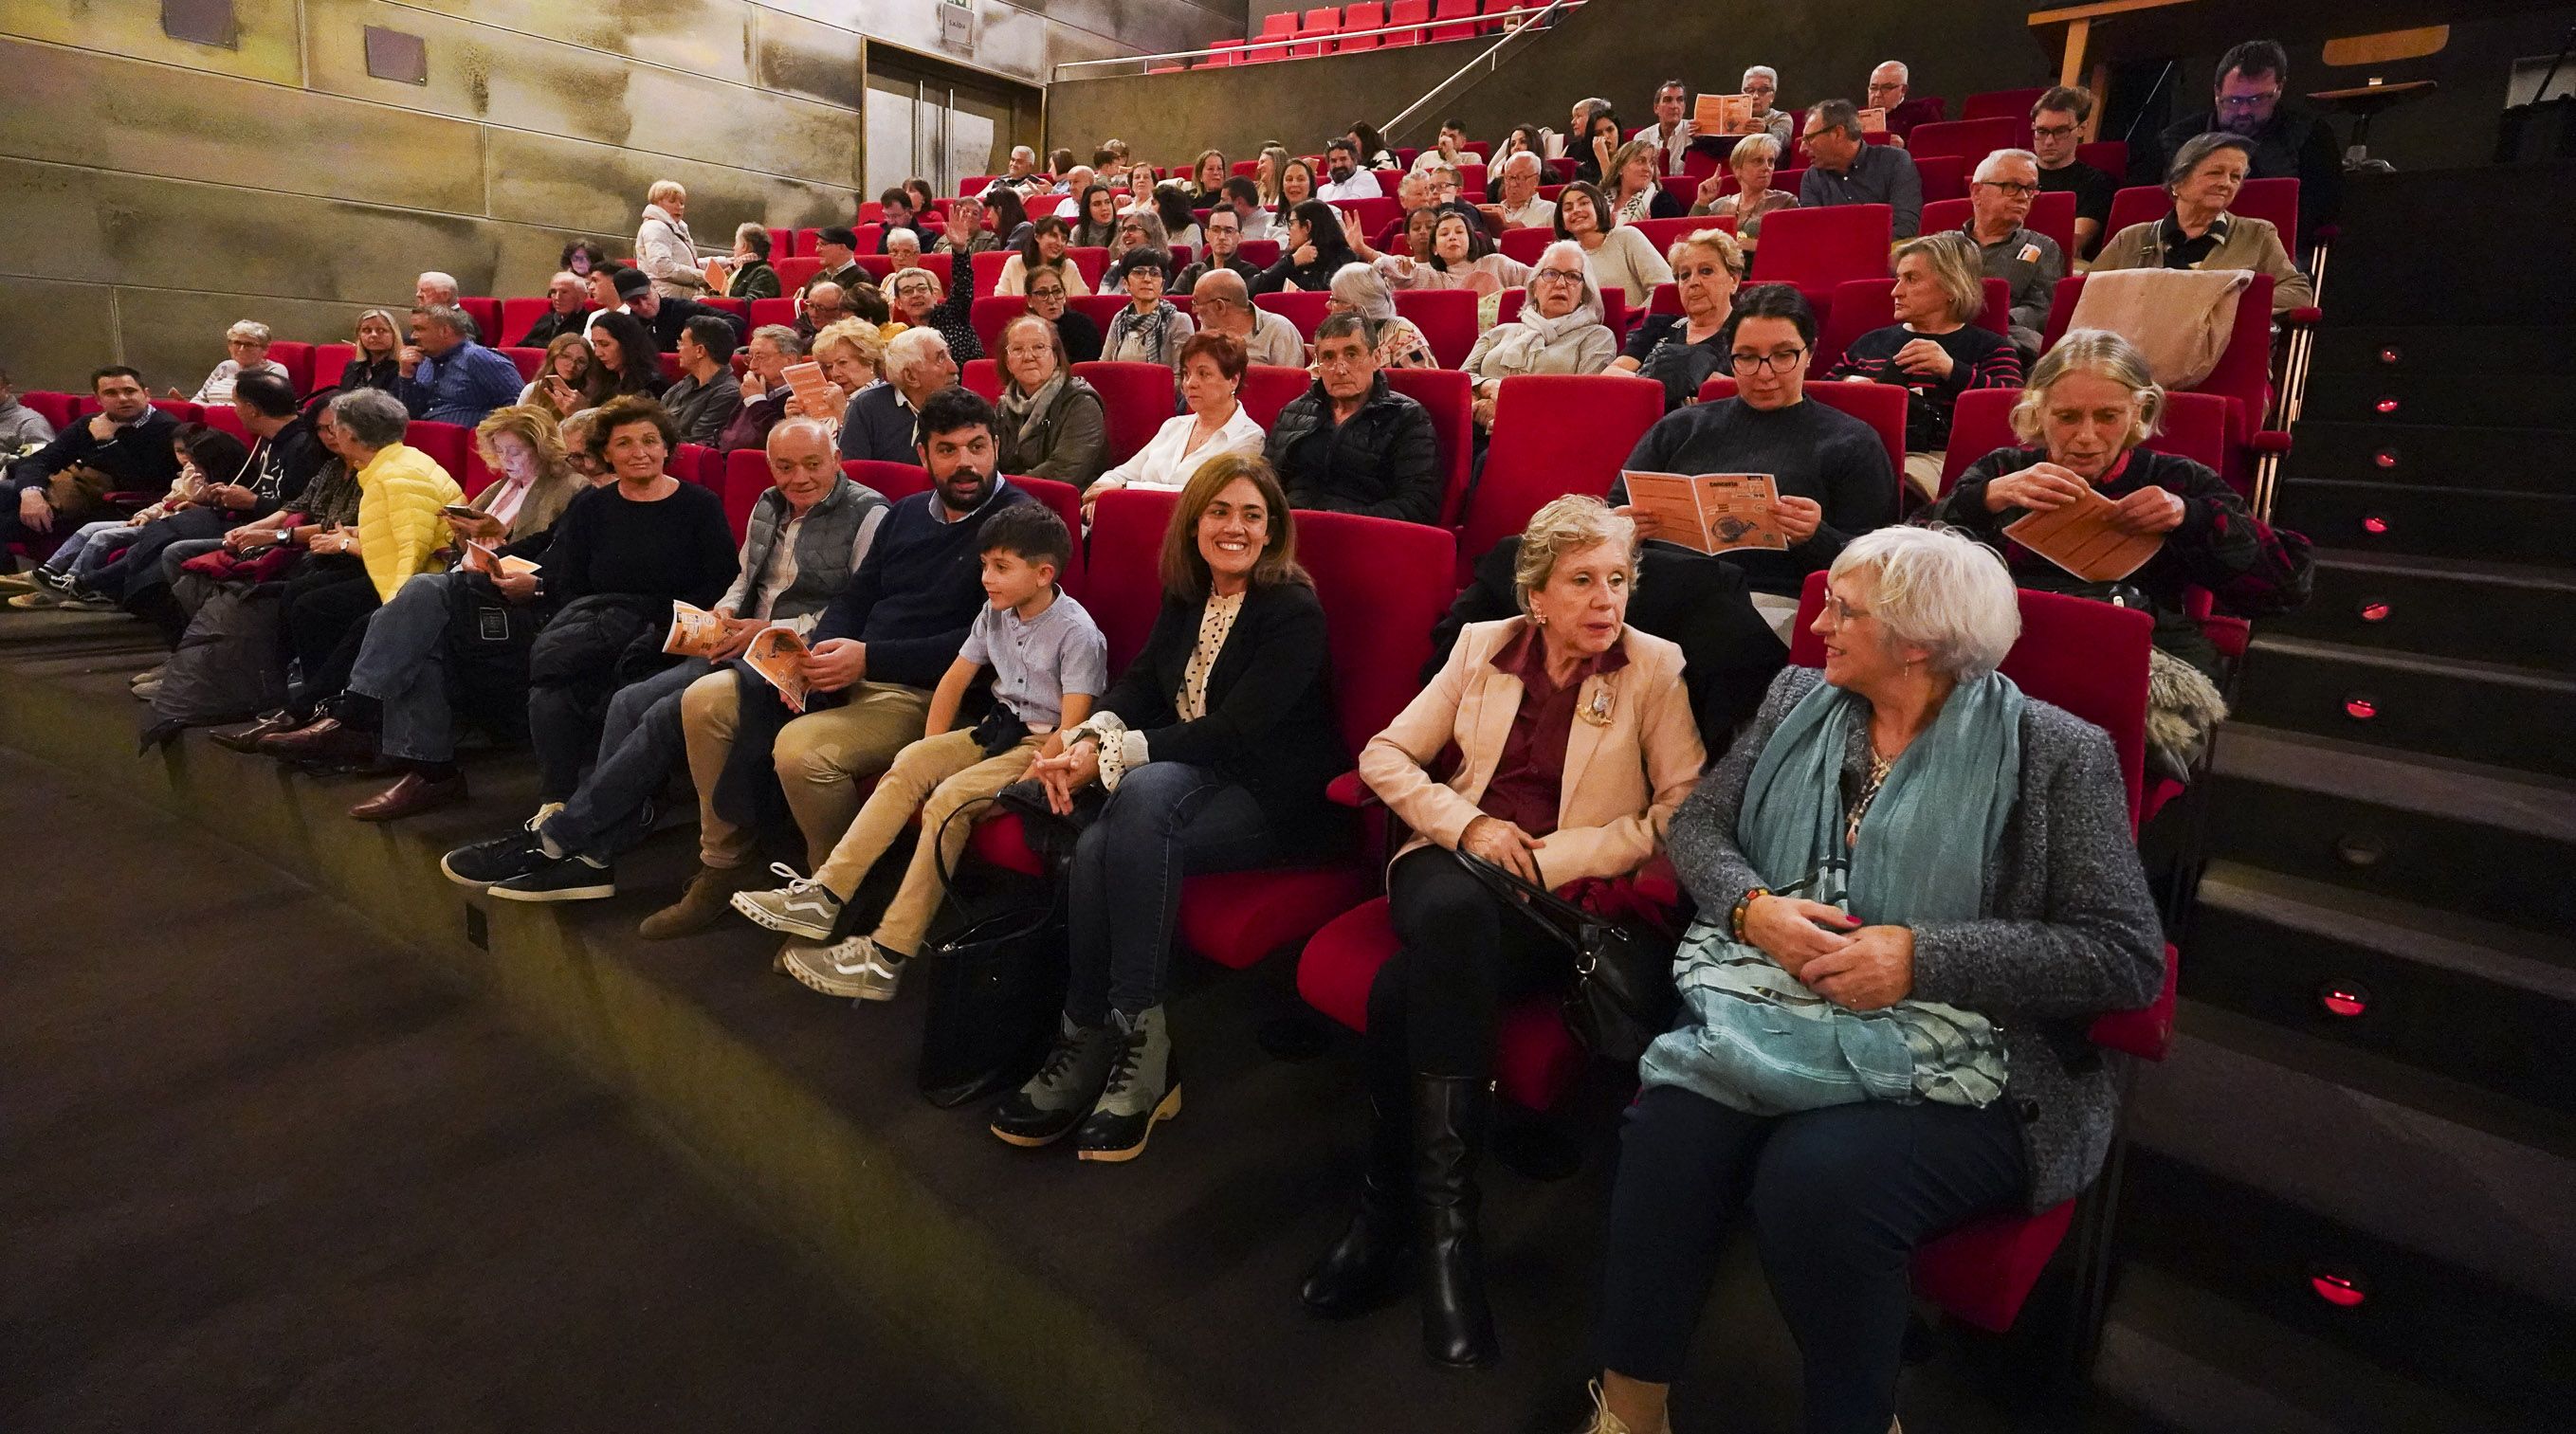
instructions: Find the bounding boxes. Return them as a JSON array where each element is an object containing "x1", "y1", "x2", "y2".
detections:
[
  {"x1": 912, "y1": 788, "x2": 1087, "y2": 1108},
  {"x1": 1452, "y1": 848, "x2": 1680, "y2": 1065}
]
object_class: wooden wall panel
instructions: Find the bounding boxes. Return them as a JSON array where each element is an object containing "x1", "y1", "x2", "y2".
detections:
[
  {"x1": 0, "y1": 40, "x2": 488, "y2": 215},
  {"x1": 390, "y1": 0, "x2": 756, "y2": 86},
  {"x1": 0, "y1": 0, "x2": 303, "y2": 85},
  {"x1": 0, "y1": 278, "x2": 119, "y2": 393},
  {"x1": 753, "y1": 9, "x2": 868, "y2": 113}
]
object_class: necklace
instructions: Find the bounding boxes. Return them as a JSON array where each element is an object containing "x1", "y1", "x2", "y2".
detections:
[{"x1": 1846, "y1": 747, "x2": 1897, "y2": 848}]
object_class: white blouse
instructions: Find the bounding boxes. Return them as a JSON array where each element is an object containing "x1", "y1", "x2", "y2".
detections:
[{"x1": 1085, "y1": 402, "x2": 1268, "y2": 498}]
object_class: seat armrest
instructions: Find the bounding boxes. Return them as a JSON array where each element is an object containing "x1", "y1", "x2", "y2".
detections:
[
  {"x1": 1326, "y1": 769, "x2": 1378, "y2": 809},
  {"x1": 2250, "y1": 429, "x2": 2293, "y2": 456},
  {"x1": 2286, "y1": 305, "x2": 2323, "y2": 326},
  {"x1": 2087, "y1": 942, "x2": 2179, "y2": 1061}
]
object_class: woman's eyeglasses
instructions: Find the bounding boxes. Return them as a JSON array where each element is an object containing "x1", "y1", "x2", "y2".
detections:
[{"x1": 1728, "y1": 347, "x2": 1806, "y2": 375}]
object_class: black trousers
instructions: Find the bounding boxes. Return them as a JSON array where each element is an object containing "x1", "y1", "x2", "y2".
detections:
[
  {"x1": 281, "y1": 556, "x2": 378, "y2": 712},
  {"x1": 1364, "y1": 844, "x2": 1566, "y2": 1094},
  {"x1": 1597, "y1": 1083, "x2": 2026, "y2": 1432}
]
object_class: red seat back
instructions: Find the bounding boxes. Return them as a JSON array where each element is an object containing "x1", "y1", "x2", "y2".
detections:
[
  {"x1": 970, "y1": 249, "x2": 1011, "y2": 298},
  {"x1": 1253, "y1": 290, "x2": 1333, "y2": 340},
  {"x1": 1329, "y1": 196, "x2": 1404, "y2": 238},
  {"x1": 312, "y1": 343, "x2": 355, "y2": 391},
  {"x1": 1428, "y1": 0, "x2": 1478, "y2": 41},
  {"x1": 1623, "y1": 216, "x2": 1708, "y2": 259},
  {"x1": 767, "y1": 227, "x2": 795, "y2": 260},
  {"x1": 499, "y1": 347, "x2": 547, "y2": 382},
  {"x1": 775, "y1": 257, "x2": 824, "y2": 291},
  {"x1": 2075, "y1": 140, "x2": 2128, "y2": 179},
  {"x1": 2039, "y1": 271, "x2": 2274, "y2": 427},
  {"x1": 1384, "y1": 0, "x2": 1430, "y2": 42},
  {"x1": 1919, "y1": 191, "x2": 2077, "y2": 268},
  {"x1": 1907, "y1": 118, "x2": 2019, "y2": 163},
  {"x1": 1911, "y1": 154, "x2": 1968, "y2": 205},
  {"x1": 1384, "y1": 367, "x2": 1474, "y2": 526},
  {"x1": 265, "y1": 341, "x2": 315, "y2": 397},
  {"x1": 969, "y1": 297, "x2": 1028, "y2": 358},
  {"x1": 841, "y1": 459, "x2": 932, "y2": 502},
  {"x1": 1961, "y1": 87, "x2": 2049, "y2": 127},
  {"x1": 1235, "y1": 239, "x2": 1283, "y2": 269},
  {"x1": 960, "y1": 359, "x2": 1002, "y2": 402},
  {"x1": 1070, "y1": 360, "x2": 1178, "y2": 464},
  {"x1": 1748, "y1": 205, "x2": 1892, "y2": 293},
  {"x1": 720, "y1": 448, "x2": 772, "y2": 542},
  {"x1": 500, "y1": 298, "x2": 558, "y2": 347},
  {"x1": 1457, "y1": 373, "x2": 1664, "y2": 581},
  {"x1": 1298, "y1": 510, "x2": 1460, "y2": 752},
  {"x1": 1239, "y1": 364, "x2": 1315, "y2": 429},
  {"x1": 1342, "y1": 3, "x2": 1386, "y2": 50},
  {"x1": 153, "y1": 399, "x2": 204, "y2": 427},
  {"x1": 1067, "y1": 247, "x2": 1111, "y2": 288},
  {"x1": 1499, "y1": 227, "x2": 1552, "y2": 265},
  {"x1": 1790, "y1": 572, "x2": 2149, "y2": 825},
  {"x1": 959, "y1": 175, "x2": 994, "y2": 197},
  {"x1": 671, "y1": 444, "x2": 716, "y2": 488},
  {"x1": 458, "y1": 298, "x2": 502, "y2": 344},
  {"x1": 1695, "y1": 374, "x2": 1909, "y2": 482},
  {"x1": 1009, "y1": 474, "x2": 1088, "y2": 596},
  {"x1": 1069, "y1": 295, "x2": 1129, "y2": 336},
  {"x1": 198, "y1": 406, "x2": 247, "y2": 441},
  {"x1": 402, "y1": 420, "x2": 471, "y2": 485},
  {"x1": 18, "y1": 390, "x2": 74, "y2": 430},
  {"x1": 749, "y1": 298, "x2": 797, "y2": 331},
  {"x1": 1082, "y1": 488, "x2": 1183, "y2": 670}
]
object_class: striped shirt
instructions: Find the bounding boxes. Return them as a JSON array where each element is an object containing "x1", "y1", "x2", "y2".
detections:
[{"x1": 1821, "y1": 324, "x2": 2024, "y2": 454}]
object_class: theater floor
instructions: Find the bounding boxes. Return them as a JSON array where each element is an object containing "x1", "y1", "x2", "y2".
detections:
[{"x1": 0, "y1": 750, "x2": 1004, "y2": 1434}]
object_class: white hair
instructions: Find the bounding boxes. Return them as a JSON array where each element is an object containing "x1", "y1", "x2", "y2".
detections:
[
  {"x1": 1873, "y1": 60, "x2": 1909, "y2": 83},
  {"x1": 1829, "y1": 526, "x2": 2020, "y2": 680},
  {"x1": 1501, "y1": 151, "x2": 1544, "y2": 177},
  {"x1": 648, "y1": 179, "x2": 685, "y2": 204},
  {"x1": 1328, "y1": 262, "x2": 1397, "y2": 323},
  {"x1": 884, "y1": 325, "x2": 950, "y2": 382},
  {"x1": 1974, "y1": 148, "x2": 2041, "y2": 182},
  {"x1": 1012, "y1": 145, "x2": 1035, "y2": 162},
  {"x1": 416, "y1": 270, "x2": 458, "y2": 296},
  {"x1": 1531, "y1": 240, "x2": 1606, "y2": 320},
  {"x1": 226, "y1": 319, "x2": 271, "y2": 344},
  {"x1": 1730, "y1": 133, "x2": 1783, "y2": 166},
  {"x1": 1743, "y1": 64, "x2": 1778, "y2": 87}
]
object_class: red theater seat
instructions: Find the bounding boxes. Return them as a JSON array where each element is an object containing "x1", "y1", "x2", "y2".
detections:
[
  {"x1": 841, "y1": 459, "x2": 932, "y2": 502},
  {"x1": 968, "y1": 299, "x2": 1027, "y2": 361},
  {"x1": 1961, "y1": 87, "x2": 2050, "y2": 127},
  {"x1": 499, "y1": 347, "x2": 546, "y2": 382},
  {"x1": 310, "y1": 343, "x2": 355, "y2": 392},
  {"x1": 1067, "y1": 247, "x2": 1111, "y2": 289},
  {"x1": 1748, "y1": 204, "x2": 1892, "y2": 299},
  {"x1": 1906, "y1": 117, "x2": 2019, "y2": 163},
  {"x1": 1454, "y1": 372, "x2": 1663, "y2": 582},
  {"x1": 671, "y1": 444, "x2": 717, "y2": 488},
  {"x1": 1253, "y1": 290, "x2": 1332, "y2": 340},
  {"x1": 2075, "y1": 140, "x2": 2128, "y2": 180},
  {"x1": 1499, "y1": 227, "x2": 1550, "y2": 265},
  {"x1": 458, "y1": 298, "x2": 502, "y2": 344},
  {"x1": 1383, "y1": 367, "x2": 1474, "y2": 527},
  {"x1": 151, "y1": 399, "x2": 204, "y2": 427},
  {"x1": 1912, "y1": 154, "x2": 1968, "y2": 205},
  {"x1": 749, "y1": 298, "x2": 797, "y2": 331},
  {"x1": 198, "y1": 406, "x2": 247, "y2": 441},
  {"x1": 265, "y1": 341, "x2": 315, "y2": 396},
  {"x1": 970, "y1": 249, "x2": 1011, "y2": 299},
  {"x1": 1341, "y1": 2, "x2": 1385, "y2": 50},
  {"x1": 1289, "y1": 7, "x2": 1340, "y2": 57},
  {"x1": 1070, "y1": 361, "x2": 1178, "y2": 464},
  {"x1": 1428, "y1": 0, "x2": 1478, "y2": 42},
  {"x1": 960, "y1": 358, "x2": 1002, "y2": 403},
  {"x1": 1393, "y1": 289, "x2": 1478, "y2": 369},
  {"x1": 774, "y1": 257, "x2": 824, "y2": 292},
  {"x1": 402, "y1": 421, "x2": 471, "y2": 484},
  {"x1": 1695, "y1": 374, "x2": 1909, "y2": 488},
  {"x1": 1920, "y1": 191, "x2": 2077, "y2": 268},
  {"x1": 1239, "y1": 364, "x2": 1314, "y2": 428},
  {"x1": 1236, "y1": 239, "x2": 1283, "y2": 269},
  {"x1": 1384, "y1": 0, "x2": 1430, "y2": 44},
  {"x1": 1069, "y1": 295, "x2": 1129, "y2": 337}
]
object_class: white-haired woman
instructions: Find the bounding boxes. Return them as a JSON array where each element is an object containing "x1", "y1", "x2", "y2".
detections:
[
  {"x1": 1578, "y1": 523, "x2": 2165, "y2": 1434},
  {"x1": 1611, "y1": 228, "x2": 1744, "y2": 409},
  {"x1": 1825, "y1": 230, "x2": 2024, "y2": 499},
  {"x1": 1461, "y1": 241, "x2": 1618, "y2": 427},
  {"x1": 1926, "y1": 329, "x2": 2306, "y2": 753},
  {"x1": 635, "y1": 179, "x2": 708, "y2": 299},
  {"x1": 1689, "y1": 132, "x2": 1799, "y2": 249},
  {"x1": 1325, "y1": 262, "x2": 1436, "y2": 372},
  {"x1": 1304, "y1": 495, "x2": 1705, "y2": 1370},
  {"x1": 1738, "y1": 65, "x2": 1795, "y2": 146},
  {"x1": 2092, "y1": 132, "x2": 2313, "y2": 313},
  {"x1": 186, "y1": 320, "x2": 288, "y2": 404}
]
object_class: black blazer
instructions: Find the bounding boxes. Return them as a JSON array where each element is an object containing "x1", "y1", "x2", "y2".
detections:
[{"x1": 1103, "y1": 579, "x2": 1349, "y2": 851}]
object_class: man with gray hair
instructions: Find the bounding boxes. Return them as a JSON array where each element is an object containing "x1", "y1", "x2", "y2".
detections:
[
  {"x1": 1864, "y1": 60, "x2": 1942, "y2": 142},
  {"x1": 637, "y1": 179, "x2": 709, "y2": 298},
  {"x1": 511, "y1": 271, "x2": 593, "y2": 347},
  {"x1": 1484, "y1": 151, "x2": 1557, "y2": 231},
  {"x1": 397, "y1": 304, "x2": 521, "y2": 427},
  {"x1": 1740, "y1": 65, "x2": 1794, "y2": 145},
  {"x1": 1050, "y1": 165, "x2": 1096, "y2": 219},
  {"x1": 840, "y1": 326, "x2": 957, "y2": 463},
  {"x1": 1961, "y1": 149, "x2": 2062, "y2": 357},
  {"x1": 999, "y1": 145, "x2": 1046, "y2": 194},
  {"x1": 415, "y1": 270, "x2": 480, "y2": 342},
  {"x1": 1186, "y1": 269, "x2": 1304, "y2": 369},
  {"x1": 1799, "y1": 99, "x2": 1922, "y2": 237}
]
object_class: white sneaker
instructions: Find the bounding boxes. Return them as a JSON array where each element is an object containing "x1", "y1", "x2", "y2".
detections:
[{"x1": 780, "y1": 934, "x2": 906, "y2": 1002}]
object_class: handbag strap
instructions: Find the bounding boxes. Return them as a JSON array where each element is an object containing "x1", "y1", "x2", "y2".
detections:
[{"x1": 1451, "y1": 846, "x2": 1596, "y2": 955}]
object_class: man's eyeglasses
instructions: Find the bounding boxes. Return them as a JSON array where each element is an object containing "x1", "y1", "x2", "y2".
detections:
[
  {"x1": 2217, "y1": 91, "x2": 2280, "y2": 111},
  {"x1": 1728, "y1": 347, "x2": 1806, "y2": 375},
  {"x1": 1978, "y1": 180, "x2": 2039, "y2": 197},
  {"x1": 2031, "y1": 122, "x2": 2079, "y2": 139}
]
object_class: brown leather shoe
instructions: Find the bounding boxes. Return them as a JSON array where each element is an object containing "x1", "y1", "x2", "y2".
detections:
[
  {"x1": 211, "y1": 710, "x2": 303, "y2": 753},
  {"x1": 257, "y1": 716, "x2": 374, "y2": 765},
  {"x1": 637, "y1": 862, "x2": 760, "y2": 940},
  {"x1": 350, "y1": 771, "x2": 468, "y2": 823}
]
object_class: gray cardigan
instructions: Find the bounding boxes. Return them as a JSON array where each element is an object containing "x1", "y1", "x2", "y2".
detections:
[{"x1": 1666, "y1": 666, "x2": 2165, "y2": 1209}]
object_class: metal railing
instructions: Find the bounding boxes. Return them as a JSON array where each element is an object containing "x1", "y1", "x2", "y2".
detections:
[
  {"x1": 1380, "y1": 0, "x2": 1578, "y2": 139},
  {"x1": 1049, "y1": 1, "x2": 1581, "y2": 84}
]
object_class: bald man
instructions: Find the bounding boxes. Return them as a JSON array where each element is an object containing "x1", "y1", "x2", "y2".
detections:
[{"x1": 1186, "y1": 269, "x2": 1304, "y2": 369}]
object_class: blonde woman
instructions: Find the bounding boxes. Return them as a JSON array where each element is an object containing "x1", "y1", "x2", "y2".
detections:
[
  {"x1": 1611, "y1": 228, "x2": 1745, "y2": 409},
  {"x1": 1689, "y1": 133, "x2": 1799, "y2": 248},
  {"x1": 1822, "y1": 230, "x2": 2023, "y2": 498},
  {"x1": 1604, "y1": 139, "x2": 1687, "y2": 226},
  {"x1": 521, "y1": 333, "x2": 604, "y2": 415}
]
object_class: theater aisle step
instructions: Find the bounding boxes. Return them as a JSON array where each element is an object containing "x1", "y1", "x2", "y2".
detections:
[
  {"x1": 2103, "y1": 165, "x2": 2576, "y2": 1434},
  {"x1": 0, "y1": 749, "x2": 1009, "y2": 1434}
]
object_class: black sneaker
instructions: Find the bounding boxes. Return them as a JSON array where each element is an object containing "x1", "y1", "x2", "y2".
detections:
[
  {"x1": 484, "y1": 854, "x2": 615, "y2": 903},
  {"x1": 440, "y1": 823, "x2": 550, "y2": 888}
]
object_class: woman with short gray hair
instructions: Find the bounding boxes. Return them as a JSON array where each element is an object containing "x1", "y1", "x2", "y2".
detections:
[
  {"x1": 1579, "y1": 522, "x2": 2164, "y2": 1434},
  {"x1": 187, "y1": 318, "x2": 288, "y2": 405},
  {"x1": 1306, "y1": 493, "x2": 1704, "y2": 1370},
  {"x1": 1689, "y1": 131, "x2": 1798, "y2": 248},
  {"x1": 1927, "y1": 327, "x2": 2308, "y2": 730},
  {"x1": 2090, "y1": 132, "x2": 2312, "y2": 312}
]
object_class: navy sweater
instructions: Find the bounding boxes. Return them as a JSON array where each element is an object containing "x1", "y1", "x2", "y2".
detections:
[{"x1": 812, "y1": 480, "x2": 1032, "y2": 689}]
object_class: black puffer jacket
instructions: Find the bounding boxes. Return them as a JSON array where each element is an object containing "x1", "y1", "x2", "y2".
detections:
[{"x1": 1264, "y1": 374, "x2": 1444, "y2": 527}]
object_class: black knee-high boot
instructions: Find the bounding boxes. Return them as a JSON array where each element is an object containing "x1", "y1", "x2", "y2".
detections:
[
  {"x1": 1298, "y1": 1072, "x2": 1412, "y2": 1316},
  {"x1": 1413, "y1": 1072, "x2": 1498, "y2": 1368}
]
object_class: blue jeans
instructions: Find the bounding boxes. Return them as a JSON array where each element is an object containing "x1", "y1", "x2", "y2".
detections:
[
  {"x1": 1063, "y1": 760, "x2": 1276, "y2": 1023},
  {"x1": 42, "y1": 519, "x2": 138, "y2": 578},
  {"x1": 348, "y1": 571, "x2": 470, "y2": 763},
  {"x1": 534, "y1": 661, "x2": 709, "y2": 860}
]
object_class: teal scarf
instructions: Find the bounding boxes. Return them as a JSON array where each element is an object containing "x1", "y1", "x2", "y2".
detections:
[{"x1": 1639, "y1": 672, "x2": 2023, "y2": 1115}]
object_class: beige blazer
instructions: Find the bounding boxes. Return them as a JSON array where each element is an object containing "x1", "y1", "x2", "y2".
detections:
[{"x1": 1361, "y1": 617, "x2": 1706, "y2": 885}]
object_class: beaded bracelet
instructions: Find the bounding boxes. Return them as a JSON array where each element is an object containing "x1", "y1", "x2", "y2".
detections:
[{"x1": 1728, "y1": 886, "x2": 1770, "y2": 943}]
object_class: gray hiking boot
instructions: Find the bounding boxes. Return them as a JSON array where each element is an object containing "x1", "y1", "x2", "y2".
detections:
[
  {"x1": 1075, "y1": 1006, "x2": 1182, "y2": 1163},
  {"x1": 988, "y1": 1015, "x2": 1120, "y2": 1148}
]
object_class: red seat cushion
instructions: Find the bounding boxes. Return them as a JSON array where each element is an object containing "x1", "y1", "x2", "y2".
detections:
[
  {"x1": 1179, "y1": 866, "x2": 1374, "y2": 969},
  {"x1": 1909, "y1": 1200, "x2": 2075, "y2": 1333}
]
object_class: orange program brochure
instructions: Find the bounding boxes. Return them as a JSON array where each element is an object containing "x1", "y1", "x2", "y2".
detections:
[
  {"x1": 1622, "y1": 471, "x2": 1786, "y2": 556},
  {"x1": 1859, "y1": 107, "x2": 1889, "y2": 134},
  {"x1": 2003, "y1": 487, "x2": 2164, "y2": 582},
  {"x1": 781, "y1": 360, "x2": 836, "y2": 415},
  {"x1": 1694, "y1": 94, "x2": 1757, "y2": 136},
  {"x1": 664, "y1": 601, "x2": 728, "y2": 658},
  {"x1": 742, "y1": 626, "x2": 812, "y2": 714}
]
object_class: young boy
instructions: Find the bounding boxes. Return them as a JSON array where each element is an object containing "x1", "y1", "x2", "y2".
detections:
[{"x1": 742, "y1": 501, "x2": 1106, "y2": 1001}]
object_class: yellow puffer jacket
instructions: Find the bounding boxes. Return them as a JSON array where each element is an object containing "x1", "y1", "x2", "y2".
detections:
[{"x1": 356, "y1": 442, "x2": 465, "y2": 602}]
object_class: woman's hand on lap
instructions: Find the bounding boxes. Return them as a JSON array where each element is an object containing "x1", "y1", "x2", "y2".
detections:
[{"x1": 1797, "y1": 924, "x2": 1914, "y2": 1010}]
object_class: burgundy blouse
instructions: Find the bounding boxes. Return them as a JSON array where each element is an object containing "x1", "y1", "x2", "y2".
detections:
[{"x1": 1477, "y1": 625, "x2": 1630, "y2": 837}]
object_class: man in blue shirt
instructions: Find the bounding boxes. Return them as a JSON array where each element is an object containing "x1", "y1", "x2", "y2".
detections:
[
  {"x1": 397, "y1": 304, "x2": 522, "y2": 427},
  {"x1": 1798, "y1": 99, "x2": 1923, "y2": 238}
]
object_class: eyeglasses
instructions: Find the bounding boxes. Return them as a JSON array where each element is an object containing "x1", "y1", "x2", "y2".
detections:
[
  {"x1": 2217, "y1": 91, "x2": 2280, "y2": 111},
  {"x1": 1728, "y1": 347, "x2": 1807, "y2": 374},
  {"x1": 1315, "y1": 350, "x2": 1370, "y2": 371},
  {"x1": 1535, "y1": 267, "x2": 1585, "y2": 284},
  {"x1": 1819, "y1": 591, "x2": 1872, "y2": 624},
  {"x1": 1866, "y1": 82, "x2": 1904, "y2": 95},
  {"x1": 1978, "y1": 181, "x2": 2039, "y2": 197},
  {"x1": 2030, "y1": 122, "x2": 2078, "y2": 139}
]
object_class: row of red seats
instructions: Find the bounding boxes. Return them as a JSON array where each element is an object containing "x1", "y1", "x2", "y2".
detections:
[{"x1": 1219, "y1": 0, "x2": 1573, "y2": 65}]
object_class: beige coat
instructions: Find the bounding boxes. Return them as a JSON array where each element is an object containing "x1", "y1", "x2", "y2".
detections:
[
  {"x1": 2090, "y1": 212, "x2": 2314, "y2": 312},
  {"x1": 1361, "y1": 617, "x2": 1706, "y2": 884}
]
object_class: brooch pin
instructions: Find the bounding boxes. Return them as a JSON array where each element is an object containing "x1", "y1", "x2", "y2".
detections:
[{"x1": 1577, "y1": 681, "x2": 1615, "y2": 728}]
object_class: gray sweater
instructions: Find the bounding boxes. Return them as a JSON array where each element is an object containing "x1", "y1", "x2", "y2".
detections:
[{"x1": 1665, "y1": 666, "x2": 2165, "y2": 1209}]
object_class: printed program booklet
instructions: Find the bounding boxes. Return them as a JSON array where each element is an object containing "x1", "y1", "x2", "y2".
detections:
[{"x1": 1621, "y1": 471, "x2": 1788, "y2": 555}]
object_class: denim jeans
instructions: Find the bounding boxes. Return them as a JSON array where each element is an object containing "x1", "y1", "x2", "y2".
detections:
[
  {"x1": 348, "y1": 571, "x2": 468, "y2": 763},
  {"x1": 1595, "y1": 1084, "x2": 2025, "y2": 1428},
  {"x1": 534, "y1": 660, "x2": 710, "y2": 860},
  {"x1": 1062, "y1": 760, "x2": 1276, "y2": 1023},
  {"x1": 43, "y1": 519, "x2": 138, "y2": 578}
]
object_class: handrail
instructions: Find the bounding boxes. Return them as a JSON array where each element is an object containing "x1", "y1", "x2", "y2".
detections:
[
  {"x1": 1381, "y1": 0, "x2": 1577, "y2": 139},
  {"x1": 1049, "y1": 1, "x2": 1581, "y2": 83}
]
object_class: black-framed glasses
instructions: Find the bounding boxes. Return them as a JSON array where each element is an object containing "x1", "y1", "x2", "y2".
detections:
[
  {"x1": 1978, "y1": 180, "x2": 2039, "y2": 197},
  {"x1": 2031, "y1": 122, "x2": 2079, "y2": 139},
  {"x1": 1728, "y1": 347, "x2": 1806, "y2": 375}
]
